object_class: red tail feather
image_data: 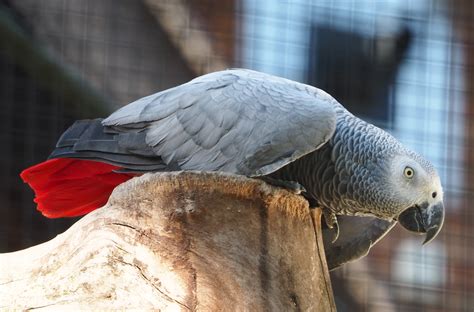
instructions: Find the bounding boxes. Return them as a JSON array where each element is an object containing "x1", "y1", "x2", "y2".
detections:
[{"x1": 20, "y1": 158, "x2": 135, "y2": 218}]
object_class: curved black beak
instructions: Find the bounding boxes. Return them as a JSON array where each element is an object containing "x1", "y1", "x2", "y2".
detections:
[{"x1": 397, "y1": 201, "x2": 444, "y2": 245}]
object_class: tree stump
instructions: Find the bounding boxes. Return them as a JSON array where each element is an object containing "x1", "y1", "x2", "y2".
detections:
[{"x1": 0, "y1": 172, "x2": 336, "y2": 311}]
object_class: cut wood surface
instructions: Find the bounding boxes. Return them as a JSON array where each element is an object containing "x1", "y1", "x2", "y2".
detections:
[{"x1": 0, "y1": 172, "x2": 335, "y2": 311}]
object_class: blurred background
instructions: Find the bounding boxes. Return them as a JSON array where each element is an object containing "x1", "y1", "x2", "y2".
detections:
[{"x1": 0, "y1": 0, "x2": 471, "y2": 311}]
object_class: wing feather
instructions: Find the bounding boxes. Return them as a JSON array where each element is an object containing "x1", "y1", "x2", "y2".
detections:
[{"x1": 103, "y1": 69, "x2": 338, "y2": 176}]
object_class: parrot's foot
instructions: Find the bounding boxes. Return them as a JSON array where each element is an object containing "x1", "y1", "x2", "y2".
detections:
[
  {"x1": 323, "y1": 209, "x2": 339, "y2": 243},
  {"x1": 259, "y1": 177, "x2": 306, "y2": 194}
]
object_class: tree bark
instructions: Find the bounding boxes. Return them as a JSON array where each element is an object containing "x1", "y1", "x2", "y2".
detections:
[{"x1": 0, "y1": 172, "x2": 335, "y2": 311}]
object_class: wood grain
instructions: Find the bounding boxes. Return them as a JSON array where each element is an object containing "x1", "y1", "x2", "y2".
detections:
[{"x1": 0, "y1": 171, "x2": 335, "y2": 311}]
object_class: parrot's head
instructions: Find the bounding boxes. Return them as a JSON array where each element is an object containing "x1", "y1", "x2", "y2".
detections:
[{"x1": 386, "y1": 152, "x2": 444, "y2": 244}]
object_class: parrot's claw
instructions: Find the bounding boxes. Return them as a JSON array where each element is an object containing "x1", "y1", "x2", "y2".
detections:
[
  {"x1": 259, "y1": 177, "x2": 306, "y2": 194},
  {"x1": 331, "y1": 221, "x2": 340, "y2": 243},
  {"x1": 323, "y1": 209, "x2": 339, "y2": 243}
]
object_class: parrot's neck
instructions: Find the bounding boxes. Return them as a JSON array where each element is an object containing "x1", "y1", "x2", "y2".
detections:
[{"x1": 270, "y1": 111, "x2": 401, "y2": 218}]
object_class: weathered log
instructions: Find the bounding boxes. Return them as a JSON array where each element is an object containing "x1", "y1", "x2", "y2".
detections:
[{"x1": 0, "y1": 172, "x2": 335, "y2": 311}]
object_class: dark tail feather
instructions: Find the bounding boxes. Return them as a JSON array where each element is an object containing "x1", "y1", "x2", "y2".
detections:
[
  {"x1": 20, "y1": 158, "x2": 134, "y2": 218},
  {"x1": 21, "y1": 118, "x2": 168, "y2": 217},
  {"x1": 49, "y1": 119, "x2": 167, "y2": 172}
]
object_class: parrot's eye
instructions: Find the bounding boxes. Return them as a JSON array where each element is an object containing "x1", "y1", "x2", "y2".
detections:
[{"x1": 404, "y1": 167, "x2": 414, "y2": 178}]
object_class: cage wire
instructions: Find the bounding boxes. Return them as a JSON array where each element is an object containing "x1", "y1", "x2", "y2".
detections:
[{"x1": 0, "y1": 0, "x2": 472, "y2": 311}]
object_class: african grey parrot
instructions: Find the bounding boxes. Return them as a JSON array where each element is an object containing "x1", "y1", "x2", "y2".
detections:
[{"x1": 21, "y1": 69, "x2": 444, "y2": 270}]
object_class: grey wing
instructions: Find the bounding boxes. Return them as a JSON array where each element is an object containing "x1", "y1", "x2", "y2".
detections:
[
  {"x1": 323, "y1": 215, "x2": 396, "y2": 270},
  {"x1": 103, "y1": 69, "x2": 337, "y2": 176}
]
